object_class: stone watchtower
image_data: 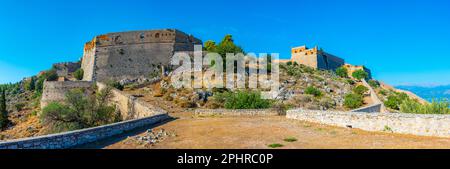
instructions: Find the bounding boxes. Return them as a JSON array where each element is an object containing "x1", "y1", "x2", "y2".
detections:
[
  {"x1": 81, "y1": 29, "x2": 202, "y2": 82},
  {"x1": 291, "y1": 45, "x2": 345, "y2": 71}
]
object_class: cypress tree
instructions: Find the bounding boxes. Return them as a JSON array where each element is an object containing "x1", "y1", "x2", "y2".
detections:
[{"x1": 0, "y1": 88, "x2": 9, "y2": 130}]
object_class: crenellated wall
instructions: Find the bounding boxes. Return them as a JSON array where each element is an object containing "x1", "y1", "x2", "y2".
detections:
[{"x1": 291, "y1": 45, "x2": 344, "y2": 71}]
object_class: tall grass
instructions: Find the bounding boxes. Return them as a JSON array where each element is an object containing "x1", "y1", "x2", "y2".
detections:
[{"x1": 400, "y1": 99, "x2": 450, "y2": 114}]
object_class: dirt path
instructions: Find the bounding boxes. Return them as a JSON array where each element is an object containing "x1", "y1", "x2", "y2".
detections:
[{"x1": 105, "y1": 112, "x2": 450, "y2": 149}]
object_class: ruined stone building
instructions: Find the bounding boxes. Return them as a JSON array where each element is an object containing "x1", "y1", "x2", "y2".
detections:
[
  {"x1": 290, "y1": 45, "x2": 345, "y2": 71},
  {"x1": 81, "y1": 29, "x2": 202, "y2": 82}
]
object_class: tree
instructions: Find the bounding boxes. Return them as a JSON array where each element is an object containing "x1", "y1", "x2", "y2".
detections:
[
  {"x1": 353, "y1": 85, "x2": 369, "y2": 95},
  {"x1": 384, "y1": 95, "x2": 402, "y2": 110},
  {"x1": 40, "y1": 87, "x2": 119, "y2": 133},
  {"x1": 215, "y1": 34, "x2": 245, "y2": 57},
  {"x1": 74, "y1": 68, "x2": 84, "y2": 80},
  {"x1": 344, "y1": 93, "x2": 364, "y2": 109},
  {"x1": 352, "y1": 70, "x2": 368, "y2": 80},
  {"x1": 335, "y1": 66, "x2": 348, "y2": 78},
  {"x1": 24, "y1": 77, "x2": 36, "y2": 91},
  {"x1": 0, "y1": 88, "x2": 10, "y2": 130},
  {"x1": 368, "y1": 79, "x2": 380, "y2": 88},
  {"x1": 204, "y1": 40, "x2": 216, "y2": 52},
  {"x1": 204, "y1": 34, "x2": 245, "y2": 71}
]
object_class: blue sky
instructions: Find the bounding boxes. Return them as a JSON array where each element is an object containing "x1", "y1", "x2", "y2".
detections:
[{"x1": 1, "y1": 0, "x2": 449, "y2": 86}]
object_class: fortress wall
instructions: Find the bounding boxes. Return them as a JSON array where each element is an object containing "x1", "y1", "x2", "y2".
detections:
[
  {"x1": 292, "y1": 53, "x2": 318, "y2": 68},
  {"x1": 2, "y1": 82, "x2": 169, "y2": 149},
  {"x1": 351, "y1": 104, "x2": 382, "y2": 113},
  {"x1": 40, "y1": 81, "x2": 93, "y2": 109},
  {"x1": 81, "y1": 48, "x2": 96, "y2": 81},
  {"x1": 0, "y1": 113, "x2": 169, "y2": 149},
  {"x1": 321, "y1": 52, "x2": 345, "y2": 70},
  {"x1": 94, "y1": 43, "x2": 175, "y2": 82},
  {"x1": 81, "y1": 29, "x2": 201, "y2": 82},
  {"x1": 96, "y1": 82, "x2": 165, "y2": 120},
  {"x1": 53, "y1": 62, "x2": 81, "y2": 77},
  {"x1": 287, "y1": 109, "x2": 450, "y2": 137}
]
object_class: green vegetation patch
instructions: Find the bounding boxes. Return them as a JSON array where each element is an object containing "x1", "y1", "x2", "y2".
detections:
[
  {"x1": 283, "y1": 137, "x2": 298, "y2": 142},
  {"x1": 268, "y1": 143, "x2": 284, "y2": 148}
]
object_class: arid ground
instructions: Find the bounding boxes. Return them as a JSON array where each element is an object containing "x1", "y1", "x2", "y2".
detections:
[{"x1": 103, "y1": 111, "x2": 450, "y2": 149}]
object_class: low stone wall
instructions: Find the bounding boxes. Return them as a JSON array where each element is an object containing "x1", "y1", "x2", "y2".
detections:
[
  {"x1": 360, "y1": 79, "x2": 387, "y2": 113},
  {"x1": 195, "y1": 109, "x2": 280, "y2": 116},
  {"x1": 351, "y1": 104, "x2": 382, "y2": 113},
  {"x1": 0, "y1": 113, "x2": 169, "y2": 149},
  {"x1": 287, "y1": 109, "x2": 450, "y2": 137},
  {"x1": 97, "y1": 82, "x2": 165, "y2": 120}
]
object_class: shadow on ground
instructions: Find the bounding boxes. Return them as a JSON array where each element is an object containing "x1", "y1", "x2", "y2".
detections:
[{"x1": 74, "y1": 116, "x2": 178, "y2": 149}]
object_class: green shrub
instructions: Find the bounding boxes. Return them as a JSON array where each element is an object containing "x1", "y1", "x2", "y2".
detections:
[
  {"x1": 42, "y1": 68, "x2": 58, "y2": 81},
  {"x1": 352, "y1": 70, "x2": 368, "y2": 80},
  {"x1": 379, "y1": 89, "x2": 387, "y2": 96},
  {"x1": 344, "y1": 93, "x2": 363, "y2": 109},
  {"x1": 283, "y1": 137, "x2": 298, "y2": 142},
  {"x1": 15, "y1": 103, "x2": 26, "y2": 111},
  {"x1": 368, "y1": 80, "x2": 380, "y2": 88},
  {"x1": 305, "y1": 86, "x2": 322, "y2": 97},
  {"x1": 353, "y1": 85, "x2": 369, "y2": 95},
  {"x1": 107, "y1": 80, "x2": 124, "y2": 91},
  {"x1": 268, "y1": 143, "x2": 284, "y2": 148},
  {"x1": 219, "y1": 91, "x2": 272, "y2": 109},
  {"x1": 400, "y1": 99, "x2": 450, "y2": 114},
  {"x1": 24, "y1": 77, "x2": 36, "y2": 91},
  {"x1": 40, "y1": 87, "x2": 120, "y2": 133},
  {"x1": 335, "y1": 66, "x2": 348, "y2": 78},
  {"x1": 384, "y1": 95, "x2": 402, "y2": 110},
  {"x1": 0, "y1": 89, "x2": 9, "y2": 130},
  {"x1": 74, "y1": 68, "x2": 84, "y2": 80}
]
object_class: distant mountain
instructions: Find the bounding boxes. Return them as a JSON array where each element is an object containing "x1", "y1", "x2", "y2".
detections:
[{"x1": 396, "y1": 85, "x2": 450, "y2": 102}]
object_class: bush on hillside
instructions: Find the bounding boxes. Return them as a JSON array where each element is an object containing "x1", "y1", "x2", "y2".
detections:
[
  {"x1": 214, "y1": 90, "x2": 272, "y2": 109},
  {"x1": 74, "y1": 68, "x2": 84, "y2": 80},
  {"x1": 352, "y1": 70, "x2": 368, "y2": 80},
  {"x1": 335, "y1": 66, "x2": 348, "y2": 78},
  {"x1": 344, "y1": 93, "x2": 364, "y2": 109},
  {"x1": 304, "y1": 86, "x2": 322, "y2": 97},
  {"x1": 40, "y1": 88, "x2": 120, "y2": 133},
  {"x1": 384, "y1": 95, "x2": 402, "y2": 110},
  {"x1": 106, "y1": 80, "x2": 124, "y2": 91},
  {"x1": 400, "y1": 99, "x2": 450, "y2": 114},
  {"x1": 368, "y1": 79, "x2": 380, "y2": 88}
]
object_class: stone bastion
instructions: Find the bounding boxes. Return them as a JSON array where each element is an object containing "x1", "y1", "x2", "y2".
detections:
[{"x1": 81, "y1": 29, "x2": 202, "y2": 82}]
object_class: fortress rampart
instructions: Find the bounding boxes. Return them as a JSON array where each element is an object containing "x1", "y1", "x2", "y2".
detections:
[
  {"x1": 291, "y1": 46, "x2": 345, "y2": 71},
  {"x1": 81, "y1": 29, "x2": 202, "y2": 82},
  {"x1": 40, "y1": 81, "x2": 94, "y2": 109}
]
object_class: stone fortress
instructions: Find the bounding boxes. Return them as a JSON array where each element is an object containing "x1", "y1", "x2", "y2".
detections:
[
  {"x1": 41, "y1": 29, "x2": 202, "y2": 108},
  {"x1": 280, "y1": 45, "x2": 372, "y2": 79},
  {"x1": 81, "y1": 29, "x2": 202, "y2": 82},
  {"x1": 291, "y1": 45, "x2": 344, "y2": 71}
]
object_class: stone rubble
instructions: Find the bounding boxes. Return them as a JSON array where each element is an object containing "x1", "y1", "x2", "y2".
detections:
[{"x1": 125, "y1": 128, "x2": 176, "y2": 147}]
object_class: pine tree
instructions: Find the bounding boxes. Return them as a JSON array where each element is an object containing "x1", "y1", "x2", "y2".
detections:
[{"x1": 0, "y1": 88, "x2": 9, "y2": 130}]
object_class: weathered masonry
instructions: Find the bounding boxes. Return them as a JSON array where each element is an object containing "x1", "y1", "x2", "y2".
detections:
[
  {"x1": 291, "y1": 45, "x2": 345, "y2": 71},
  {"x1": 81, "y1": 29, "x2": 202, "y2": 82}
]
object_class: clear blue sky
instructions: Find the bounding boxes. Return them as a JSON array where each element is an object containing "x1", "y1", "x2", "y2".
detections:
[{"x1": 1, "y1": 0, "x2": 449, "y2": 86}]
